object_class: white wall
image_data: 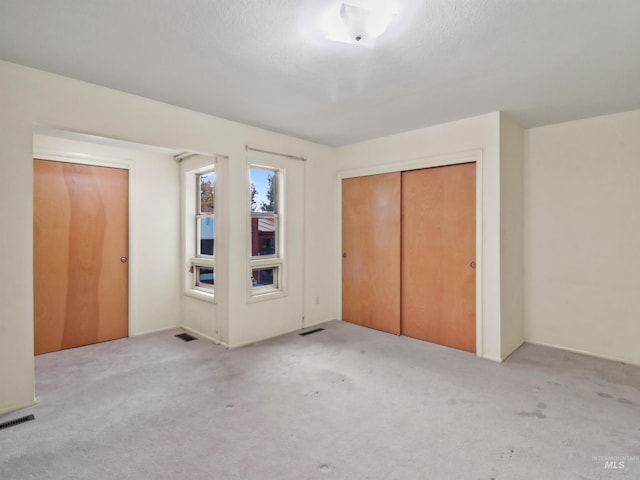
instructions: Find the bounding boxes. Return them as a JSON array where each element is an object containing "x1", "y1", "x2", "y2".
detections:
[
  {"x1": 19, "y1": 57, "x2": 639, "y2": 415},
  {"x1": 33, "y1": 133, "x2": 181, "y2": 338},
  {"x1": 179, "y1": 154, "x2": 219, "y2": 342},
  {"x1": 337, "y1": 113, "x2": 505, "y2": 362},
  {"x1": 0, "y1": 60, "x2": 338, "y2": 414},
  {"x1": 499, "y1": 114, "x2": 525, "y2": 358},
  {"x1": 220, "y1": 147, "x2": 339, "y2": 348},
  {"x1": 525, "y1": 110, "x2": 640, "y2": 365}
]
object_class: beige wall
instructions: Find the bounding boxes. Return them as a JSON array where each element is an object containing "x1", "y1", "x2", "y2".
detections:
[
  {"x1": 525, "y1": 110, "x2": 640, "y2": 365},
  {"x1": 0, "y1": 60, "x2": 338, "y2": 414},
  {"x1": 499, "y1": 114, "x2": 525, "y2": 358},
  {"x1": 5, "y1": 56, "x2": 637, "y2": 417}
]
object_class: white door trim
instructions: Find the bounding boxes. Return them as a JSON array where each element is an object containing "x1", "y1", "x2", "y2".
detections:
[{"x1": 32, "y1": 149, "x2": 137, "y2": 339}]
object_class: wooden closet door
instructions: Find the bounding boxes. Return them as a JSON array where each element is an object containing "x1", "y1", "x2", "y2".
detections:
[
  {"x1": 401, "y1": 163, "x2": 476, "y2": 352},
  {"x1": 34, "y1": 159, "x2": 129, "y2": 355},
  {"x1": 342, "y1": 173, "x2": 401, "y2": 334}
]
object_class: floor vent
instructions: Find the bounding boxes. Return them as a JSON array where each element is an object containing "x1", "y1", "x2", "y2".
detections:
[
  {"x1": 175, "y1": 333, "x2": 197, "y2": 342},
  {"x1": 299, "y1": 328, "x2": 325, "y2": 336},
  {"x1": 0, "y1": 414, "x2": 35, "y2": 431}
]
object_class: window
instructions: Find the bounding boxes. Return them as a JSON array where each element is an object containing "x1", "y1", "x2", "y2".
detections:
[
  {"x1": 250, "y1": 166, "x2": 283, "y2": 297},
  {"x1": 195, "y1": 266, "x2": 214, "y2": 287},
  {"x1": 252, "y1": 267, "x2": 276, "y2": 288},
  {"x1": 197, "y1": 171, "x2": 215, "y2": 256},
  {"x1": 181, "y1": 154, "x2": 219, "y2": 302},
  {"x1": 193, "y1": 170, "x2": 215, "y2": 292}
]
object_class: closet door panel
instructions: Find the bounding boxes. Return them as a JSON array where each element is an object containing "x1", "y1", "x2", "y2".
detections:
[
  {"x1": 342, "y1": 173, "x2": 401, "y2": 334},
  {"x1": 401, "y1": 163, "x2": 476, "y2": 352}
]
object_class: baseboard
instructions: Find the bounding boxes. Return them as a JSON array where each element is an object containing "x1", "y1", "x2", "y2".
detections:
[
  {"x1": 501, "y1": 339, "x2": 525, "y2": 362},
  {"x1": 482, "y1": 353, "x2": 503, "y2": 363},
  {"x1": 224, "y1": 330, "x2": 298, "y2": 349},
  {"x1": 0, "y1": 400, "x2": 36, "y2": 418},
  {"x1": 526, "y1": 340, "x2": 640, "y2": 367},
  {"x1": 178, "y1": 325, "x2": 220, "y2": 345},
  {"x1": 130, "y1": 325, "x2": 178, "y2": 337},
  {"x1": 223, "y1": 320, "x2": 337, "y2": 349},
  {"x1": 303, "y1": 318, "x2": 337, "y2": 329}
]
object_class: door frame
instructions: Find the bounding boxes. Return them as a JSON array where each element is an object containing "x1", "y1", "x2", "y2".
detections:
[
  {"x1": 337, "y1": 149, "x2": 484, "y2": 357},
  {"x1": 33, "y1": 149, "x2": 137, "y2": 339}
]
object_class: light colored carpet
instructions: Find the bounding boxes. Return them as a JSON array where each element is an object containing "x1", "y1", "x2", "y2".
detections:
[{"x1": 0, "y1": 320, "x2": 639, "y2": 479}]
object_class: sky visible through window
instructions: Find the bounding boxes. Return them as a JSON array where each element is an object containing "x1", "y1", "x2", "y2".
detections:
[{"x1": 251, "y1": 167, "x2": 274, "y2": 212}]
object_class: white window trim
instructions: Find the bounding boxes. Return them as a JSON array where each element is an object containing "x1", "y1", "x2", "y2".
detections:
[
  {"x1": 247, "y1": 162, "x2": 288, "y2": 302},
  {"x1": 183, "y1": 158, "x2": 217, "y2": 303}
]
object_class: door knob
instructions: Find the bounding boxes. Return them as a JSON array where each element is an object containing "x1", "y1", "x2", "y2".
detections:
[
  {"x1": 470, "y1": 261, "x2": 476, "y2": 269},
  {"x1": 343, "y1": 253, "x2": 347, "y2": 258},
  {"x1": 120, "y1": 256, "x2": 128, "y2": 263}
]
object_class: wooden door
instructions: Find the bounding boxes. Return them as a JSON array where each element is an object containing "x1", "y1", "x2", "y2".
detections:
[
  {"x1": 34, "y1": 159, "x2": 129, "y2": 355},
  {"x1": 342, "y1": 173, "x2": 401, "y2": 334},
  {"x1": 401, "y1": 163, "x2": 476, "y2": 352}
]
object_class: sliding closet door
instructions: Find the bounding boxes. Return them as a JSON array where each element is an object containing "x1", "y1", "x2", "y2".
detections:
[
  {"x1": 401, "y1": 163, "x2": 476, "y2": 352},
  {"x1": 342, "y1": 173, "x2": 401, "y2": 334}
]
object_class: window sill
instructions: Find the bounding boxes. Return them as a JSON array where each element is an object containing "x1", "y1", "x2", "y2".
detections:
[
  {"x1": 192, "y1": 257, "x2": 215, "y2": 268},
  {"x1": 184, "y1": 288, "x2": 216, "y2": 303},
  {"x1": 247, "y1": 288, "x2": 287, "y2": 304}
]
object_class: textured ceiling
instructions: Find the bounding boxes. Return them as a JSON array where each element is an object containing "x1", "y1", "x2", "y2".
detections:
[{"x1": 1, "y1": 0, "x2": 639, "y2": 146}]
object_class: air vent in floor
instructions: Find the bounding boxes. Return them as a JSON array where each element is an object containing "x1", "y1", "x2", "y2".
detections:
[
  {"x1": 175, "y1": 333, "x2": 197, "y2": 342},
  {"x1": 0, "y1": 414, "x2": 35, "y2": 431},
  {"x1": 299, "y1": 328, "x2": 325, "y2": 336}
]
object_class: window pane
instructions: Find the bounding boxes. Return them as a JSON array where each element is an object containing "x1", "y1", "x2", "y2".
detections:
[
  {"x1": 199, "y1": 217, "x2": 215, "y2": 256},
  {"x1": 250, "y1": 167, "x2": 276, "y2": 213},
  {"x1": 252, "y1": 268, "x2": 277, "y2": 288},
  {"x1": 199, "y1": 172, "x2": 215, "y2": 214},
  {"x1": 251, "y1": 215, "x2": 276, "y2": 256},
  {"x1": 196, "y1": 267, "x2": 214, "y2": 287}
]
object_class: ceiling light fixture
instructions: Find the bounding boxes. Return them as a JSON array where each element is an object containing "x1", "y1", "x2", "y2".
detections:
[{"x1": 324, "y1": 0, "x2": 398, "y2": 46}]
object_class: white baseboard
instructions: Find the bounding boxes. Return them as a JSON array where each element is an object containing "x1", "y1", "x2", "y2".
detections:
[
  {"x1": 525, "y1": 340, "x2": 640, "y2": 367},
  {"x1": 303, "y1": 317, "x2": 337, "y2": 329},
  {"x1": 178, "y1": 325, "x2": 220, "y2": 345},
  {"x1": 223, "y1": 320, "x2": 337, "y2": 349},
  {"x1": 501, "y1": 339, "x2": 526, "y2": 362},
  {"x1": 130, "y1": 325, "x2": 178, "y2": 337},
  {"x1": 482, "y1": 353, "x2": 503, "y2": 363},
  {"x1": 223, "y1": 329, "x2": 298, "y2": 349},
  {"x1": 0, "y1": 400, "x2": 36, "y2": 417}
]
